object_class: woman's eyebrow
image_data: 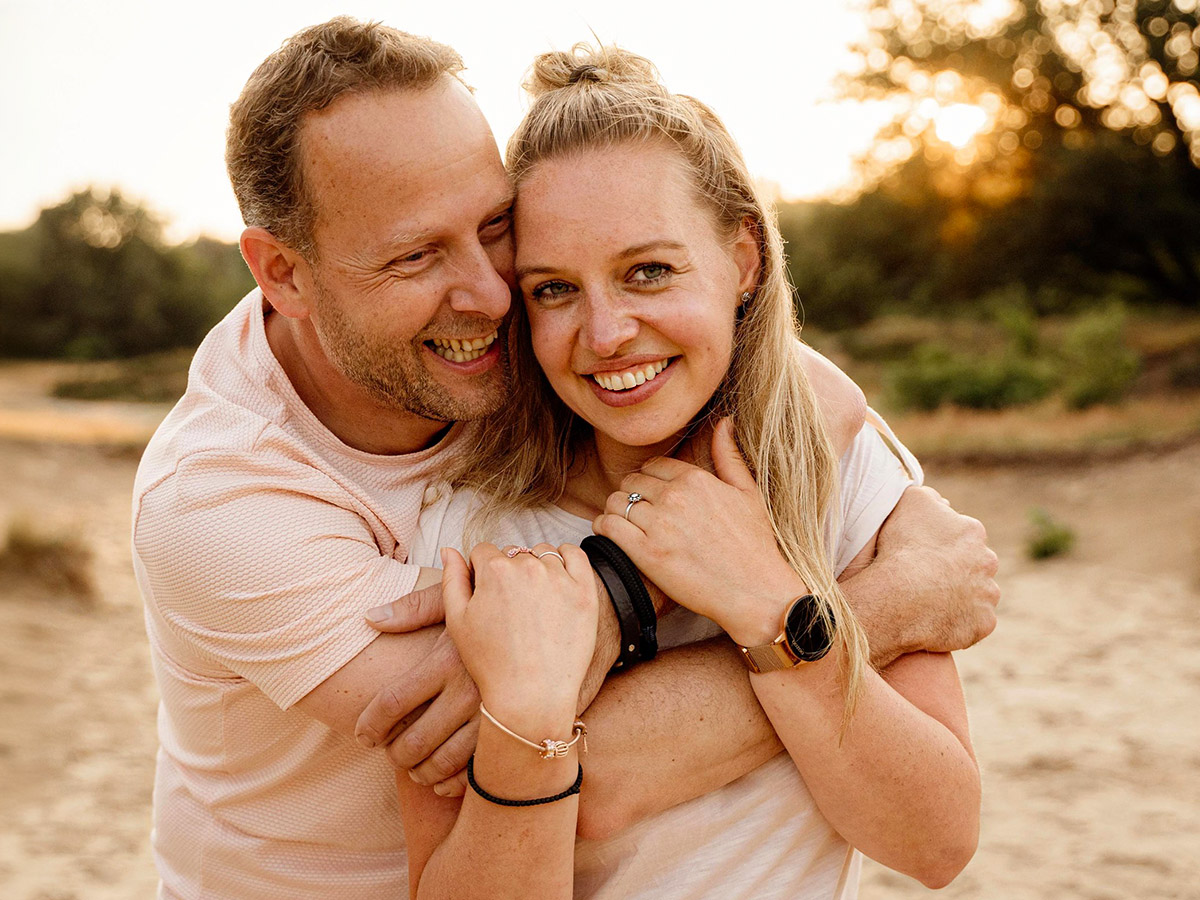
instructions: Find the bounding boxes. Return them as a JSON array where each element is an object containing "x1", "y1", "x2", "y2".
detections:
[
  {"x1": 517, "y1": 240, "x2": 688, "y2": 280},
  {"x1": 616, "y1": 240, "x2": 686, "y2": 259}
]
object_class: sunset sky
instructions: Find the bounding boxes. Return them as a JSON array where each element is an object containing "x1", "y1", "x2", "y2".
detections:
[{"x1": 1, "y1": 0, "x2": 897, "y2": 243}]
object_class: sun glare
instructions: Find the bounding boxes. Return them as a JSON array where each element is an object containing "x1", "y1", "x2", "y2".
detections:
[{"x1": 933, "y1": 103, "x2": 990, "y2": 148}]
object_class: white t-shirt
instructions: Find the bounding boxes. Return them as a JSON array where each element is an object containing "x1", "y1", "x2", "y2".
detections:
[
  {"x1": 133, "y1": 290, "x2": 471, "y2": 899},
  {"x1": 409, "y1": 419, "x2": 922, "y2": 900}
]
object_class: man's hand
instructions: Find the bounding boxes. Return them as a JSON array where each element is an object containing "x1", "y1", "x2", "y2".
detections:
[
  {"x1": 355, "y1": 584, "x2": 481, "y2": 793},
  {"x1": 861, "y1": 485, "x2": 999, "y2": 667}
]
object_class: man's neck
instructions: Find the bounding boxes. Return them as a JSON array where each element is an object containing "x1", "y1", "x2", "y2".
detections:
[{"x1": 265, "y1": 311, "x2": 449, "y2": 456}]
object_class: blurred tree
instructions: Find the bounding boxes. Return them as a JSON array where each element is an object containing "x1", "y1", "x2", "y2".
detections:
[
  {"x1": 782, "y1": 0, "x2": 1200, "y2": 325},
  {"x1": 0, "y1": 189, "x2": 252, "y2": 358}
]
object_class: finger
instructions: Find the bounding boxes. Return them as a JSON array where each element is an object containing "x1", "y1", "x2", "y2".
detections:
[
  {"x1": 710, "y1": 418, "x2": 758, "y2": 492},
  {"x1": 432, "y1": 769, "x2": 469, "y2": 798},
  {"x1": 355, "y1": 665, "x2": 443, "y2": 749},
  {"x1": 637, "y1": 455, "x2": 701, "y2": 481},
  {"x1": 365, "y1": 583, "x2": 445, "y2": 632},
  {"x1": 408, "y1": 718, "x2": 479, "y2": 786},
  {"x1": 386, "y1": 673, "x2": 480, "y2": 771},
  {"x1": 604, "y1": 484, "x2": 655, "y2": 529},
  {"x1": 593, "y1": 513, "x2": 651, "y2": 566},
  {"x1": 559, "y1": 543, "x2": 596, "y2": 590},
  {"x1": 440, "y1": 548, "x2": 472, "y2": 635},
  {"x1": 531, "y1": 542, "x2": 568, "y2": 565}
]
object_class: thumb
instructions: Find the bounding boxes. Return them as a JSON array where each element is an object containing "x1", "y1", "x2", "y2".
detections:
[
  {"x1": 711, "y1": 418, "x2": 757, "y2": 492},
  {"x1": 439, "y1": 547, "x2": 473, "y2": 634},
  {"x1": 364, "y1": 582, "x2": 445, "y2": 632}
]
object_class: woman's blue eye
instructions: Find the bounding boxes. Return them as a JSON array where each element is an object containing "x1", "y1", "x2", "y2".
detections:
[
  {"x1": 531, "y1": 281, "x2": 574, "y2": 300},
  {"x1": 631, "y1": 263, "x2": 670, "y2": 282}
]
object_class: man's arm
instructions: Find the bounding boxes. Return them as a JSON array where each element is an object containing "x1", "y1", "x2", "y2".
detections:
[{"x1": 358, "y1": 483, "x2": 999, "y2": 836}]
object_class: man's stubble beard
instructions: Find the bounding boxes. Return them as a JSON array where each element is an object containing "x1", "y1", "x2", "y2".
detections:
[{"x1": 313, "y1": 283, "x2": 511, "y2": 424}]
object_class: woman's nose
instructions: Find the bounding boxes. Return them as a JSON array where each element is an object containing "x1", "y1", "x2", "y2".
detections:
[{"x1": 581, "y1": 291, "x2": 639, "y2": 358}]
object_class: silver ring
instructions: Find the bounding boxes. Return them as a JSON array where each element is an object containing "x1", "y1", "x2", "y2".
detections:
[
  {"x1": 505, "y1": 546, "x2": 536, "y2": 558},
  {"x1": 623, "y1": 492, "x2": 644, "y2": 520},
  {"x1": 535, "y1": 550, "x2": 566, "y2": 564}
]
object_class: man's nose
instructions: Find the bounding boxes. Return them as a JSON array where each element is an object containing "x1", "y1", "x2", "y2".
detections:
[
  {"x1": 582, "y1": 290, "x2": 639, "y2": 358},
  {"x1": 447, "y1": 241, "x2": 513, "y2": 321}
]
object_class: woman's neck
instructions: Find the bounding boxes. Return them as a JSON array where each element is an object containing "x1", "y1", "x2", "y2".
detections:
[{"x1": 558, "y1": 425, "x2": 714, "y2": 519}]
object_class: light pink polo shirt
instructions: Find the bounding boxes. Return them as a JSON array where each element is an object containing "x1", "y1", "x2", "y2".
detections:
[{"x1": 133, "y1": 290, "x2": 468, "y2": 899}]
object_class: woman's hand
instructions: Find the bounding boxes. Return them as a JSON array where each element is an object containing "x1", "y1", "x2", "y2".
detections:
[
  {"x1": 593, "y1": 419, "x2": 805, "y2": 647},
  {"x1": 442, "y1": 543, "x2": 599, "y2": 730}
]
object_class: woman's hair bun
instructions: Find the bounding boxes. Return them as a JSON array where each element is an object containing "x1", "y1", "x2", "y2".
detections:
[{"x1": 524, "y1": 43, "x2": 659, "y2": 99}]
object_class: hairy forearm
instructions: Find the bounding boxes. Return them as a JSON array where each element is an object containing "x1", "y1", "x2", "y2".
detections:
[
  {"x1": 839, "y1": 550, "x2": 920, "y2": 669},
  {"x1": 575, "y1": 636, "x2": 782, "y2": 840}
]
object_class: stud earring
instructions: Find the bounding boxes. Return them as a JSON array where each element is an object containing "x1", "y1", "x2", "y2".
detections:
[{"x1": 741, "y1": 292, "x2": 753, "y2": 305}]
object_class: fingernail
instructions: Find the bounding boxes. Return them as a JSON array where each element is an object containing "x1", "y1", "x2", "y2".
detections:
[
  {"x1": 365, "y1": 604, "x2": 391, "y2": 623},
  {"x1": 356, "y1": 733, "x2": 376, "y2": 749},
  {"x1": 432, "y1": 782, "x2": 449, "y2": 796},
  {"x1": 409, "y1": 769, "x2": 427, "y2": 786}
]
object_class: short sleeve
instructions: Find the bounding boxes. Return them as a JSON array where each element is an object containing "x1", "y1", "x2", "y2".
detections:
[
  {"x1": 830, "y1": 409, "x2": 923, "y2": 575},
  {"x1": 133, "y1": 450, "x2": 421, "y2": 709}
]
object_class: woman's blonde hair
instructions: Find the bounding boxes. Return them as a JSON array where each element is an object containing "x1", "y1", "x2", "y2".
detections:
[{"x1": 446, "y1": 43, "x2": 868, "y2": 712}]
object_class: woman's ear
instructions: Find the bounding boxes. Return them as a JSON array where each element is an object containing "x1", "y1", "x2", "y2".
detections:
[
  {"x1": 240, "y1": 227, "x2": 314, "y2": 320},
  {"x1": 731, "y1": 215, "x2": 762, "y2": 297}
]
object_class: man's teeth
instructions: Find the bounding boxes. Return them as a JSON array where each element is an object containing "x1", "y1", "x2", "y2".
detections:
[
  {"x1": 429, "y1": 331, "x2": 497, "y2": 362},
  {"x1": 591, "y1": 360, "x2": 668, "y2": 392}
]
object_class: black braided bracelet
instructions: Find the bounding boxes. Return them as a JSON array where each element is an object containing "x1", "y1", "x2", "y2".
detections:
[
  {"x1": 581, "y1": 535, "x2": 658, "y2": 665},
  {"x1": 466, "y1": 755, "x2": 583, "y2": 807}
]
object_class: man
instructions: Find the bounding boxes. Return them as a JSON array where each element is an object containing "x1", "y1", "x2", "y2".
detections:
[{"x1": 133, "y1": 18, "x2": 998, "y2": 899}]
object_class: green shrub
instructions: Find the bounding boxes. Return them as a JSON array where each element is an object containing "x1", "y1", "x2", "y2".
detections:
[
  {"x1": 1026, "y1": 508, "x2": 1076, "y2": 560},
  {"x1": 1057, "y1": 304, "x2": 1141, "y2": 409},
  {"x1": 886, "y1": 344, "x2": 1055, "y2": 411}
]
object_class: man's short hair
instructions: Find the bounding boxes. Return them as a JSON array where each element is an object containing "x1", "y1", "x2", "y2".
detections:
[{"x1": 226, "y1": 17, "x2": 464, "y2": 259}]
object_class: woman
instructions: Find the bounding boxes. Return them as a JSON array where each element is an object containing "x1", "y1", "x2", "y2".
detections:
[{"x1": 399, "y1": 45, "x2": 980, "y2": 899}]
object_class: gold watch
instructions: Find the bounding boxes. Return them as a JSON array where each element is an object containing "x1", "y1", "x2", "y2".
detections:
[{"x1": 738, "y1": 594, "x2": 835, "y2": 674}]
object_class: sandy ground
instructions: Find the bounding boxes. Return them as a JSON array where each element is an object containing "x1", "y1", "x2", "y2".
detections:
[{"x1": 1, "y1": 400, "x2": 1198, "y2": 899}]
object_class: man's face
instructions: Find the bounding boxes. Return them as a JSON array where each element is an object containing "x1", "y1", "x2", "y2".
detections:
[{"x1": 297, "y1": 78, "x2": 515, "y2": 423}]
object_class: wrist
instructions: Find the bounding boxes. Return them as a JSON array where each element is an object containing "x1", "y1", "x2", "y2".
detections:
[
  {"x1": 480, "y1": 693, "x2": 580, "y2": 738},
  {"x1": 723, "y1": 571, "x2": 809, "y2": 648}
]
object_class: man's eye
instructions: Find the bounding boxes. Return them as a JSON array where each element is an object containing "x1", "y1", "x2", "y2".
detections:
[
  {"x1": 630, "y1": 263, "x2": 671, "y2": 282},
  {"x1": 481, "y1": 212, "x2": 512, "y2": 235}
]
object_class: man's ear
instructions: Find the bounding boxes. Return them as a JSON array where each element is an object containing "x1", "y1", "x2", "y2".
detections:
[
  {"x1": 731, "y1": 215, "x2": 762, "y2": 297},
  {"x1": 240, "y1": 227, "x2": 312, "y2": 319}
]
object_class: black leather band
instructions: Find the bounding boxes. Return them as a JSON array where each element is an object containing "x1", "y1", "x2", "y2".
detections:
[
  {"x1": 581, "y1": 535, "x2": 658, "y2": 667},
  {"x1": 466, "y1": 756, "x2": 582, "y2": 806}
]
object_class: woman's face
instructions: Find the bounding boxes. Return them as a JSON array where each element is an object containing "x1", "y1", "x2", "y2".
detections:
[{"x1": 514, "y1": 142, "x2": 758, "y2": 450}]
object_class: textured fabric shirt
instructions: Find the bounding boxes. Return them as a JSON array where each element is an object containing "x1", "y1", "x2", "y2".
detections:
[
  {"x1": 132, "y1": 289, "x2": 468, "y2": 899},
  {"x1": 410, "y1": 418, "x2": 923, "y2": 900}
]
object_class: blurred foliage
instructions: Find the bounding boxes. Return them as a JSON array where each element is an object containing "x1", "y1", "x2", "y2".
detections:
[
  {"x1": 1056, "y1": 302, "x2": 1143, "y2": 406},
  {"x1": 0, "y1": 189, "x2": 252, "y2": 359},
  {"x1": 51, "y1": 349, "x2": 195, "y2": 403},
  {"x1": 884, "y1": 303, "x2": 1142, "y2": 409},
  {"x1": 782, "y1": 0, "x2": 1200, "y2": 327},
  {"x1": 1026, "y1": 507, "x2": 1077, "y2": 559},
  {"x1": 887, "y1": 342, "x2": 1057, "y2": 408}
]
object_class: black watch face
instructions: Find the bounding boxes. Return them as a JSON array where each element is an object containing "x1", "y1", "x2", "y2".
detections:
[{"x1": 784, "y1": 595, "x2": 835, "y2": 661}]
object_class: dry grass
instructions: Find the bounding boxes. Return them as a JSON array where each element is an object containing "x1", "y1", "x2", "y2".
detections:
[{"x1": 0, "y1": 516, "x2": 96, "y2": 601}]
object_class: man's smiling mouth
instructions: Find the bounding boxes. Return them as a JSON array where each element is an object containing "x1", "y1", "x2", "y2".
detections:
[
  {"x1": 590, "y1": 359, "x2": 671, "y2": 392},
  {"x1": 427, "y1": 330, "x2": 498, "y2": 362}
]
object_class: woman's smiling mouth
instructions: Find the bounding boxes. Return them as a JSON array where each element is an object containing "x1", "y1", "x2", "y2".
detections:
[{"x1": 590, "y1": 358, "x2": 670, "y2": 392}]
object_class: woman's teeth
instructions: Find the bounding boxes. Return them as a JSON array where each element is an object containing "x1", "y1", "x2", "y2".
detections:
[
  {"x1": 591, "y1": 360, "x2": 668, "y2": 392},
  {"x1": 429, "y1": 331, "x2": 497, "y2": 362}
]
